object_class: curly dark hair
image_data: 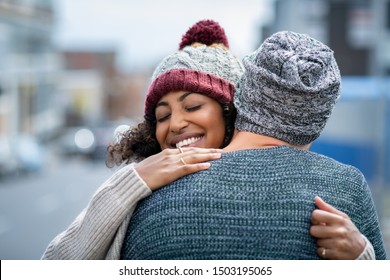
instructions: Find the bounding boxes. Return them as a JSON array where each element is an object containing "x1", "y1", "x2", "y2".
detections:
[{"x1": 106, "y1": 102, "x2": 236, "y2": 168}]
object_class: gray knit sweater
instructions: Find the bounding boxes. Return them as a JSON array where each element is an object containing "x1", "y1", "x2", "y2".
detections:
[{"x1": 121, "y1": 147, "x2": 387, "y2": 260}]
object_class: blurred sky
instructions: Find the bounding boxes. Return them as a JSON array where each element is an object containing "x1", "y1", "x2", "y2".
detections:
[{"x1": 53, "y1": 0, "x2": 272, "y2": 72}]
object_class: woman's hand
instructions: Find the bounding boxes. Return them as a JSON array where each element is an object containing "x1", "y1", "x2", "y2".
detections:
[
  {"x1": 310, "y1": 196, "x2": 366, "y2": 259},
  {"x1": 134, "y1": 147, "x2": 222, "y2": 191}
]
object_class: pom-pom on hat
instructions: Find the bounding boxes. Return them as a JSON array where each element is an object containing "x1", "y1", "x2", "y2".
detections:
[
  {"x1": 234, "y1": 31, "x2": 341, "y2": 145},
  {"x1": 179, "y1": 19, "x2": 229, "y2": 50},
  {"x1": 144, "y1": 19, "x2": 244, "y2": 116}
]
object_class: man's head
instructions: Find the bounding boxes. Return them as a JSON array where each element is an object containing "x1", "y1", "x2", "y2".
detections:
[{"x1": 234, "y1": 31, "x2": 341, "y2": 145}]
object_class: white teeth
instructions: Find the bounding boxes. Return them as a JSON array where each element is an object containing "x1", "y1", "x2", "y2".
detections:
[{"x1": 175, "y1": 137, "x2": 201, "y2": 148}]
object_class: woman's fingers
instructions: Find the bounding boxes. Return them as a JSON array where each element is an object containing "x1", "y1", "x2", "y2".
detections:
[
  {"x1": 310, "y1": 223, "x2": 333, "y2": 238},
  {"x1": 314, "y1": 234, "x2": 365, "y2": 260},
  {"x1": 310, "y1": 209, "x2": 350, "y2": 238},
  {"x1": 174, "y1": 147, "x2": 222, "y2": 167},
  {"x1": 316, "y1": 246, "x2": 336, "y2": 260},
  {"x1": 173, "y1": 149, "x2": 222, "y2": 178},
  {"x1": 311, "y1": 196, "x2": 367, "y2": 260},
  {"x1": 311, "y1": 208, "x2": 344, "y2": 227},
  {"x1": 135, "y1": 148, "x2": 222, "y2": 190},
  {"x1": 176, "y1": 147, "x2": 223, "y2": 155},
  {"x1": 179, "y1": 151, "x2": 222, "y2": 165},
  {"x1": 314, "y1": 196, "x2": 348, "y2": 218}
]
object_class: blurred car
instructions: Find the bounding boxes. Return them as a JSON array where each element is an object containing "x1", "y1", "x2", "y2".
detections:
[
  {"x1": 59, "y1": 126, "x2": 97, "y2": 157},
  {"x1": 0, "y1": 136, "x2": 18, "y2": 177},
  {"x1": 58, "y1": 119, "x2": 135, "y2": 161},
  {"x1": 89, "y1": 125, "x2": 113, "y2": 160},
  {"x1": 0, "y1": 134, "x2": 44, "y2": 177},
  {"x1": 14, "y1": 134, "x2": 45, "y2": 173}
]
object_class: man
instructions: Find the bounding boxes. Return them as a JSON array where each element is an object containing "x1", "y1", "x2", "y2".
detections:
[{"x1": 121, "y1": 31, "x2": 387, "y2": 260}]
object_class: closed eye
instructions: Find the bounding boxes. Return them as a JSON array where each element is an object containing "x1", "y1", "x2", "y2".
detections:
[
  {"x1": 157, "y1": 114, "x2": 170, "y2": 122},
  {"x1": 186, "y1": 104, "x2": 202, "y2": 112}
]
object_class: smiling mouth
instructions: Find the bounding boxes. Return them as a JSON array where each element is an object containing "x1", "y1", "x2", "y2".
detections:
[{"x1": 175, "y1": 137, "x2": 202, "y2": 148}]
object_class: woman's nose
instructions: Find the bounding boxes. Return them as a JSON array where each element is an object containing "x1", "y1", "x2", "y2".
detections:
[{"x1": 169, "y1": 111, "x2": 189, "y2": 133}]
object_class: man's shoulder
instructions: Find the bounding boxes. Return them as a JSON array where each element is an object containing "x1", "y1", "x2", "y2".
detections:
[
  {"x1": 218, "y1": 147, "x2": 365, "y2": 178},
  {"x1": 170, "y1": 146, "x2": 366, "y2": 185},
  {"x1": 306, "y1": 149, "x2": 364, "y2": 175}
]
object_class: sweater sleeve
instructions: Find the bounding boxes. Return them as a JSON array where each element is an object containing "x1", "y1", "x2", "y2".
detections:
[
  {"x1": 41, "y1": 163, "x2": 152, "y2": 260},
  {"x1": 357, "y1": 173, "x2": 387, "y2": 260},
  {"x1": 355, "y1": 234, "x2": 376, "y2": 260}
]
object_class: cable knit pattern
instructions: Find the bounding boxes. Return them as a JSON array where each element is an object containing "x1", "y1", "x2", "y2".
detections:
[
  {"x1": 121, "y1": 147, "x2": 387, "y2": 260},
  {"x1": 151, "y1": 44, "x2": 243, "y2": 85}
]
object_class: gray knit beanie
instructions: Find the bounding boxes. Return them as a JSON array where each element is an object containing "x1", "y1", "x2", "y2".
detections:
[{"x1": 234, "y1": 31, "x2": 341, "y2": 145}]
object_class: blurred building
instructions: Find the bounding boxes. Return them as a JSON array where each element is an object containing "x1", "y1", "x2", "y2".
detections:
[
  {"x1": 0, "y1": 0, "x2": 62, "y2": 175},
  {"x1": 55, "y1": 49, "x2": 149, "y2": 162},
  {"x1": 0, "y1": 0, "x2": 62, "y2": 139},
  {"x1": 59, "y1": 50, "x2": 149, "y2": 125},
  {"x1": 60, "y1": 50, "x2": 117, "y2": 126},
  {"x1": 262, "y1": 0, "x2": 390, "y2": 76},
  {"x1": 117, "y1": 72, "x2": 150, "y2": 119},
  {"x1": 0, "y1": 0, "x2": 149, "y2": 175}
]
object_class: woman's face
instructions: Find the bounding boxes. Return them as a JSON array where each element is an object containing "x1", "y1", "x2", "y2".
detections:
[{"x1": 155, "y1": 90, "x2": 225, "y2": 150}]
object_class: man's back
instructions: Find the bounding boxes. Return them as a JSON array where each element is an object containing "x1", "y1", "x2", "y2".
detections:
[{"x1": 121, "y1": 146, "x2": 387, "y2": 259}]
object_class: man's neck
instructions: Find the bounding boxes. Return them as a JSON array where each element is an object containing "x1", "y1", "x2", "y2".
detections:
[{"x1": 223, "y1": 131, "x2": 311, "y2": 152}]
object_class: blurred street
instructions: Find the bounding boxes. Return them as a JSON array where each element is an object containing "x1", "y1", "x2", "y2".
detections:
[{"x1": 0, "y1": 154, "x2": 113, "y2": 260}]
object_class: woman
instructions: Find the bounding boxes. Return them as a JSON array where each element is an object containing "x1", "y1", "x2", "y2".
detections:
[
  {"x1": 41, "y1": 19, "x2": 242, "y2": 260},
  {"x1": 41, "y1": 20, "x2": 374, "y2": 260}
]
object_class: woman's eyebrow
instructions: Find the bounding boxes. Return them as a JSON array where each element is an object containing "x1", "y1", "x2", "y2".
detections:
[
  {"x1": 156, "y1": 92, "x2": 194, "y2": 108},
  {"x1": 178, "y1": 92, "x2": 193, "y2": 101},
  {"x1": 155, "y1": 101, "x2": 168, "y2": 108}
]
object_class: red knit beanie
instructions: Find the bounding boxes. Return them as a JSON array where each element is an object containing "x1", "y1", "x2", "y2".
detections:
[{"x1": 144, "y1": 20, "x2": 244, "y2": 116}]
